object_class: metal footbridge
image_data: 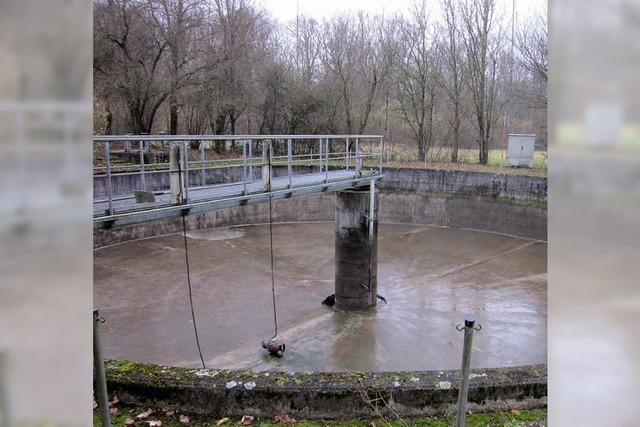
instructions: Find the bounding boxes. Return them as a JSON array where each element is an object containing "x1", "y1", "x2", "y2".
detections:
[{"x1": 93, "y1": 135, "x2": 384, "y2": 228}]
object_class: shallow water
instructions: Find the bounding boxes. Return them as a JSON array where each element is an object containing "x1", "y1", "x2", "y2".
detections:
[{"x1": 94, "y1": 222, "x2": 547, "y2": 371}]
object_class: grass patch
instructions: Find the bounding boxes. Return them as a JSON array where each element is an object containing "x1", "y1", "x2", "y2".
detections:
[{"x1": 94, "y1": 408, "x2": 547, "y2": 426}]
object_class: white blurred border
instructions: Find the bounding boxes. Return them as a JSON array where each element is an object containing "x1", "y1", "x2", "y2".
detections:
[
  {"x1": 549, "y1": 0, "x2": 640, "y2": 425},
  {"x1": 0, "y1": 1, "x2": 92, "y2": 426}
]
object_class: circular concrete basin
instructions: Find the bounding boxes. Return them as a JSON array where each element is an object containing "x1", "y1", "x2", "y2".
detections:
[{"x1": 94, "y1": 222, "x2": 546, "y2": 371}]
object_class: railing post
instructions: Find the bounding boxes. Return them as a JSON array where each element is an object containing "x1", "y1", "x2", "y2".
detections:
[
  {"x1": 139, "y1": 140, "x2": 146, "y2": 190},
  {"x1": 93, "y1": 310, "x2": 111, "y2": 427},
  {"x1": 262, "y1": 140, "x2": 272, "y2": 192},
  {"x1": 325, "y1": 138, "x2": 329, "y2": 183},
  {"x1": 169, "y1": 141, "x2": 183, "y2": 204},
  {"x1": 243, "y1": 139, "x2": 248, "y2": 195},
  {"x1": 200, "y1": 140, "x2": 205, "y2": 186},
  {"x1": 182, "y1": 141, "x2": 190, "y2": 203},
  {"x1": 103, "y1": 141, "x2": 114, "y2": 215},
  {"x1": 345, "y1": 138, "x2": 350, "y2": 170},
  {"x1": 318, "y1": 138, "x2": 323, "y2": 173},
  {"x1": 379, "y1": 137, "x2": 384, "y2": 173},
  {"x1": 355, "y1": 138, "x2": 361, "y2": 178},
  {"x1": 248, "y1": 139, "x2": 253, "y2": 181},
  {"x1": 287, "y1": 138, "x2": 292, "y2": 189},
  {"x1": 456, "y1": 318, "x2": 480, "y2": 427}
]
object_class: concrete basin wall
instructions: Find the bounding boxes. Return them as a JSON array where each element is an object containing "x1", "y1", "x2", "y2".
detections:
[{"x1": 94, "y1": 168, "x2": 546, "y2": 248}]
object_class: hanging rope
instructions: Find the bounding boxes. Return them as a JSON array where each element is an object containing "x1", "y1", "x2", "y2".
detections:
[{"x1": 177, "y1": 143, "x2": 206, "y2": 369}]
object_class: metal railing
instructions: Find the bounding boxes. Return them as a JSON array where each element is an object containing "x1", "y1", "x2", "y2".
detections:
[{"x1": 93, "y1": 135, "x2": 384, "y2": 219}]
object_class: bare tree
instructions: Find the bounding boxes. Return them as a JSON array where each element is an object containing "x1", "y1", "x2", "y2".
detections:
[
  {"x1": 145, "y1": 0, "x2": 207, "y2": 134},
  {"x1": 515, "y1": 7, "x2": 547, "y2": 107},
  {"x1": 322, "y1": 12, "x2": 397, "y2": 135},
  {"x1": 460, "y1": 0, "x2": 503, "y2": 164},
  {"x1": 440, "y1": 0, "x2": 464, "y2": 162},
  {"x1": 396, "y1": 1, "x2": 439, "y2": 162},
  {"x1": 94, "y1": 0, "x2": 170, "y2": 134}
]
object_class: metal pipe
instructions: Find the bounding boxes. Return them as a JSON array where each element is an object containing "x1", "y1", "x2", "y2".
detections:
[
  {"x1": 248, "y1": 139, "x2": 253, "y2": 181},
  {"x1": 94, "y1": 134, "x2": 385, "y2": 142},
  {"x1": 182, "y1": 141, "x2": 189, "y2": 203},
  {"x1": 200, "y1": 140, "x2": 205, "y2": 186},
  {"x1": 93, "y1": 309, "x2": 111, "y2": 427},
  {"x1": 369, "y1": 179, "x2": 375, "y2": 237},
  {"x1": 243, "y1": 140, "x2": 248, "y2": 195},
  {"x1": 379, "y1": 136, "x2": 384, "y2": 173},
  {"x1": 325, "y1": 138, "x2": 329, "y2": 183},
  {"x1": 287, "y1": 138, "x2": 292, "y2": 189},
  {"x1": 140, "y1": 140, "x2": 146, "y2": 190},
  {"x1": 103, "y1": 142, "x2": 114, "y2": 215},
  {"x1": 345, "y1": 138, "x2": 350, "y2": 170},
  {"x1": 456, "y1": 318, "x2": 477, "y2": 427},
  {"x1": 355, "y1": 138, "x2": 361, "y2": 177}
]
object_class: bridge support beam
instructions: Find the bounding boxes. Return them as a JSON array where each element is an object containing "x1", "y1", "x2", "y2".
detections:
[{"x1": 334, "y1": 183, "x2": 378, "y2": 310}]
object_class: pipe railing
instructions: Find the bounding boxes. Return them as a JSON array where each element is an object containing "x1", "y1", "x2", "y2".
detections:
[{"x1": 93, "y1": 135, "x2": 384, "y2": 218}]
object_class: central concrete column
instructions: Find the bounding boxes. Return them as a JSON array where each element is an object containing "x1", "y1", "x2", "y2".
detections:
[{"x1": 335, "y1": 185, "x2": 378, "y2": 310}]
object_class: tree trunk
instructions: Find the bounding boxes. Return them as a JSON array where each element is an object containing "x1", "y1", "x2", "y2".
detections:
[{"x1": 169, "y1": 95, "x2": 179, "y2": 135}]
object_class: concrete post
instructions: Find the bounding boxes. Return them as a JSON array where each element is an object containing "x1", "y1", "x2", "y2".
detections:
[
  {"x1": 334, "y1": 186, "x2": 378, "y2": 310},
  {"x1": 170, "y1": 142, "x2": 183, "y2": 204},
  {"x1": 262, "y1": 140, "x2": 272, "y2": 192}
]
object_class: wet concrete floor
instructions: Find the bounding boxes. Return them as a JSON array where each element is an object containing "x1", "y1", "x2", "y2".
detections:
[{"x1": 94, "y1": 223, "x2": 547, "y2": 372}]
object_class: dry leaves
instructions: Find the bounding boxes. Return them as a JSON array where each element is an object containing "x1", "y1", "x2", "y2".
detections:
[
  {"x1": 179, "y1": 414, "x2": 190, "y2": 424},
  {"x1": 273, "y1": 414, "x2": 297, "y2": 424},
  {"x1": 216, "y1": 417, "x2": 230, "y2": 425},
  {"x1": 109, "y1": 407, "x2": 119, "y2": 416},
  {"x1": 137, "y1": 408, "x2": 154, "y2": 420},
  {"x1": 124, "y1": 419, "x2": 135, "y2": 426},
  {"x1": 240, "y1": 415, "x2": 254, "y2": 425},
  {"x1": 148, "y1": 421, "x2": 162, "y2": 427},
  {"x1": 165, "y1": 410, "x2": 175, "y2": 416}
]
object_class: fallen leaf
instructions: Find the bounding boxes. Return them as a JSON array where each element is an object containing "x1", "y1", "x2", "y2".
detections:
[
  {"x1": 240, "y1": 415, "x2": 254, "y2": 425},
  {"x1": 149, "y1": 421, "x2": 162, "y2": 426},
  {"x1": 179, "y1": 414, "x2": 190, "y2": 424},
  {"x1": 111, "y1": 395, "x2": 120, "y2": 404},
  {"x1": 511, "y1": 409, "x2": 521, "y2": 414},
  {"x1": 216, "y1": 417, "x2": 230, "y2": 425},
  {"x1": 273, "y1": 414, "x2": 296, "y2": 424},
  {"x1": 371, "y1": 422, "x2": 377, "y2": 427},
  {"x1": 93, "y1": 401, "x2": 98, "y2": 410},
  {"x1": 137, "y1": 409, "x2": 154, "y2": 420},
  {"x1": 124, "y1": 419, "x2": 135, "y2": 426},
  {"x1": 165, "y1": 410, "x2": 175, "y2": 416},
  {"x1": 109, "y1": 407, "x2": 119, "y2": 415}
]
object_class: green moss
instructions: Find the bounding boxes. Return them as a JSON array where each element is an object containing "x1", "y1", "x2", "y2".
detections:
[{"x1": 94, "y1": 409, "x2": 546, "y2": 427}]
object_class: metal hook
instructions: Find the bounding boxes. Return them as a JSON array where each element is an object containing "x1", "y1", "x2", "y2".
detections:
[
  {"x1": 474, "y1": 324, "x2": 482, "y2": 332},
  {"x1": 456, "y1": 324, "x2": 464, "y2": 332}
]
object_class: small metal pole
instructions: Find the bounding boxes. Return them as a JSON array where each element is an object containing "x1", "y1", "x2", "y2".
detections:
[
  {"x1": 318, "y1": 138, "x2": 323, "y2": 172},
  {"x1": 379, "y1": 137, "x2": 384, "y2": 173},
  {"x1": 182, "y1": 141, "x2": 190, "y2": 203},
  {"x1": 243, "y1": 140, "x2": 248, "y2": 195},
  {"x1": 345, "y1": 138, "x2": 350, "y2": 170},
  {"x1": 200, "y1": 140, "x2": 205, "y2": 186},
  {"x1": 140, "y1": 140, "x2": 146, "y2": 190},
  {"x1": 325, "y1": 138, "x2": 329, "y2": 182},
  {"x1": 103, "y1": 141, "x2": 114, "y2": 215},
  {"x1": 456, "y1": 318, "x2": 480, "y2": 427},
  {"x1": 355, "y1": 138, "x2": 361, "y2": 177},
  {"x1": 287, "y1": 138, "x2": 292, "y2": 189},
  {"x1": 369, "y1": 179, "x2": 375, "y2": 237},
  {"x1": 93, "y1": 310, "x2": 111, "y2": 427},
  {"x1": 248, "y1": 139, "x2": 253, "y2": 181}
]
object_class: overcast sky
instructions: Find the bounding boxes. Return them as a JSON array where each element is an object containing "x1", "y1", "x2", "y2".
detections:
[{"x1": 258, "y1": 0, "x2": 547, "y2": 24}]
